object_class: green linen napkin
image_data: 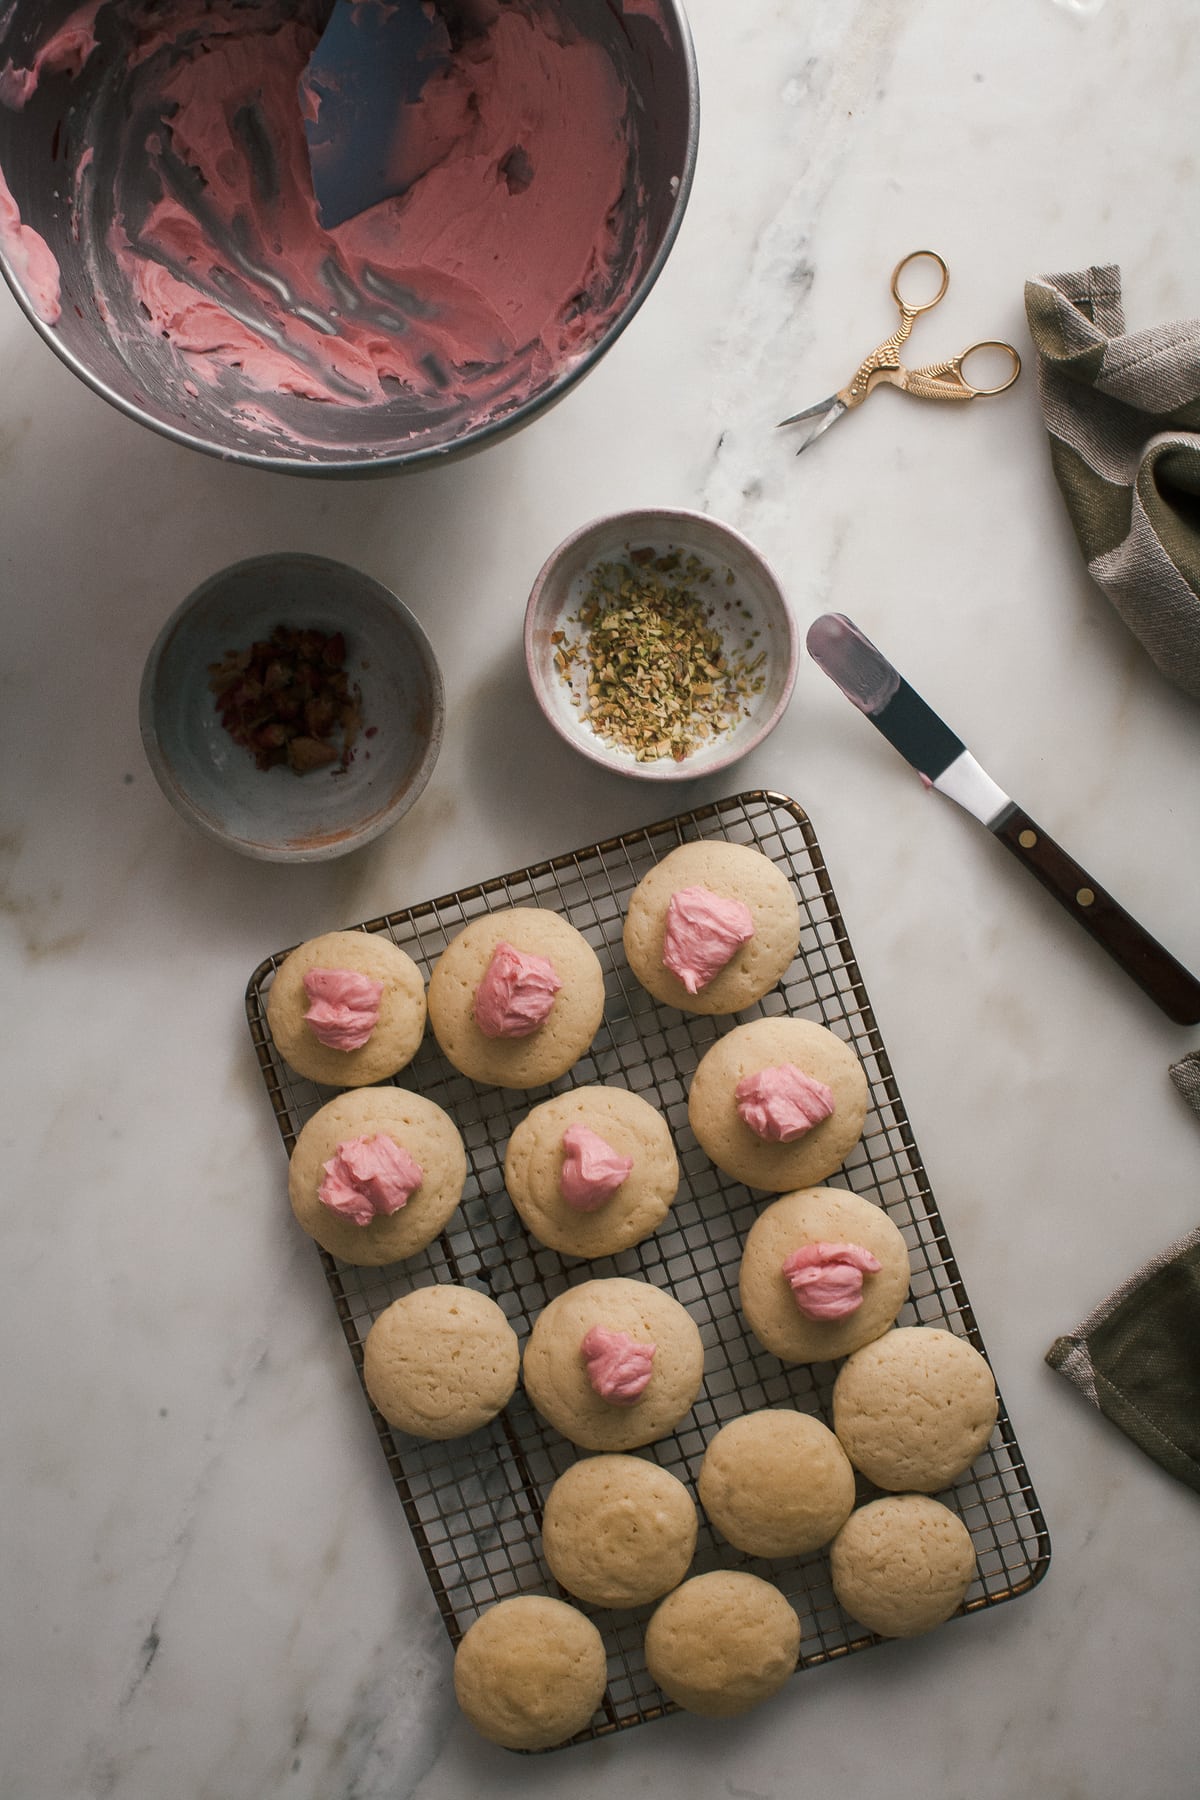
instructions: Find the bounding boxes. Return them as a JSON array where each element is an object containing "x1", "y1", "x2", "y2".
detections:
[
  {"x1": 1024, "y1": 265, "x2": 1200, "y2": 701},
  {"x1": 1046, "y1": 1223, "x2": 1200, "y2": 1495}
]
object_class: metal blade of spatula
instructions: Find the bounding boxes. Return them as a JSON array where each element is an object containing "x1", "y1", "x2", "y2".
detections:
[{"x1": 300, "y1": 0, "x2": 451, "y2": 230}]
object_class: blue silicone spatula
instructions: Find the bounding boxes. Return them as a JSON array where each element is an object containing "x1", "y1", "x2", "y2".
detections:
[{"x1": 300, "y1": 0, "x2": 450, "y2": 230}]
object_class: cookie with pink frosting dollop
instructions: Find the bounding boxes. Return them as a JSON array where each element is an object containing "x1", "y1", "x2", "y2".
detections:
[
  {"x1": 287, "y1": 1085, "x2": 467, "y2": 1266},
  {"x1": 503, "y1": 1084, "x2": 679, "y2": 1257},
  {"x1": 687, "y1": 1016, "x2": 868, "y2": 1192},
  {"x1": 265, "y1": 929, "x2": 427, "y2": 1087},
  {"x1": 427, "y1": 907, "x2": 604, "y2": 1089},
  {"x1": 623, "y1": 840, "x2": 800, "y2": 1016},
  {"x1": 738, "y1": 1187, "x2": 911, "y2": 1363},
  {"x1": 522, "y1": 1277, "x2": 704, "y2": 1451}
]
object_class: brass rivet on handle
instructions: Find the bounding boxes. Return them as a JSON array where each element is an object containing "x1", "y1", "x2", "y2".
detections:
[
  {"x1": 1076, "y1": 887, "x2": 1096, "y2": 907},
  {"x1": 1018, "y1": 829, "x2": 1037, "y2": 849}
]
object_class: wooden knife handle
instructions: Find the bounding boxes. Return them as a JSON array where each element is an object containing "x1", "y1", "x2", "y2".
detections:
[{"x1": 991, "y1": 804, "x2": 1200, "y2": 1025}]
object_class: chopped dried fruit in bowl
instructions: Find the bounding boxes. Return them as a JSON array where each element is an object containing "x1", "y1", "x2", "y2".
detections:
[{"x1": 208, "y1": 624, "x2": 363, "y2": 775}]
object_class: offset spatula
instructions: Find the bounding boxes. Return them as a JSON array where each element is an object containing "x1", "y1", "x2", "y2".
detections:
[{"x1": 806, "y1": 613, "x2": 1200, "y2": 1025}]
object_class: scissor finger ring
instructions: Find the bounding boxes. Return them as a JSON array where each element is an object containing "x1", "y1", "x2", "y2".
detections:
[
  {"x1": 954, "y1": 340, "x2": 1022, "y2": 396},
  {"x1": 891, "y1": 249, "x2": 949, "y2": 315}
]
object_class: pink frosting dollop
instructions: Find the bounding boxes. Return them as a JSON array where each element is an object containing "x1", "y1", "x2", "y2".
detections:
[
  {"x1": 318, "y1": 1134, "x2": 423, "y2": 1228},
  {"x1": 473, "y1": 940, "x2": 562, "y2": 1039},
  {"x1": 303, "y1": 966, "x2": 384, "y2": 1052},
  {"x1": 661, "y1": 885, "x2": 755, "y2": 994},
  {"x1": 783, "y1": 1242, "x2": 882, "y2": 1320},
  {"x1": 735, "y1": 1063, "x2": 836, "y2": 1142},
  {"x1": 559, "y1": 1124, "x2": 633, "y2": 1212},
  {"x1": 580, "y1": 1325, "x2": 655, "y2": 1404}
]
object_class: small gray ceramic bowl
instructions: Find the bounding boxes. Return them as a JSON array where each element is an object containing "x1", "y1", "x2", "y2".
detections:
[
  {"x1": 524, "y1": 509, "x2": 797, "y2": 781},
  {"x1": 140, "y1": 553, "x2": 444, "y2": 861}
]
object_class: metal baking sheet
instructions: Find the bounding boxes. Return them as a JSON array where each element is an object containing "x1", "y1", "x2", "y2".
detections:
[{"x1": 245, "y1": 789, "x2": 1050, "y2": 1747}]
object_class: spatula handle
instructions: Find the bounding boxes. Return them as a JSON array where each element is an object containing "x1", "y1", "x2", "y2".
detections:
[{"x1": 991, "y1": 804, "x2": 1200, "y2": 1025}]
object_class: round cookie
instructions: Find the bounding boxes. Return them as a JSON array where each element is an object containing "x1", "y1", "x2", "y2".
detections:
[
  {"x1": 697, "y1": 1408, "x2": 855, "y2": 1558},
  {"x1": 427, "y1": 906, "x2": 605, "y2": 1089},
  {"x1": 363, "y1": 1285, "x2": 519, "y2": 1440},
  {"x1": 522, "y1": 1277, "x2": 705, "y2": 1452},
  {"x1": 503, "y1": 1084, "x2": 679, "y2": 1258},
  {"x1": 287, "y1": 1086, "x2": 467, "y2": 1266},
  {"x1": 739, "y1": 1187, "x2": 910, "y2": 1363},
  {"x1": 830, "y1": 1495, "x2": 977, "y2": 1638},
  {"x1": 265, "y1": 929, "x2": 426, "y2": 1087},
  {"x1": 832, "y1": 1326, "x2": 999, "y2": 1492},
  {"x1": 541, "y1": 1454, "x2": 698, "y2": 1608},
  {"x1": 623, "y1": 840, "x2": 801, "y2": 1016},
  {"x1": 453, "y1": 1595, "x2": 607, "y2": 1750},
  {"x1": 688, "y1": 1016, "x2": 868, "y2": 1191},
  {"x1": 644, "y1": 1571, "x2": 801, "y2": 1718}
]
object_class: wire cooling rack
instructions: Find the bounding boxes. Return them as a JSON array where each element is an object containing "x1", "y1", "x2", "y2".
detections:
[{"x1": 245, "y1": 790, "x2": 1050, "y2": 1748}]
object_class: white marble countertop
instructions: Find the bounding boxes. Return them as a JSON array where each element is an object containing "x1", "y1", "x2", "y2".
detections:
[{"x1": 4, "y1": 2, "x2": 1200, "y2": 1796}]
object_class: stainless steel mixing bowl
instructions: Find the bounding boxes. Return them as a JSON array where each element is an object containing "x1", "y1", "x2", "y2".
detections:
[{"x1": 0, "y1": 0, "x2": 698, "y2": 476}]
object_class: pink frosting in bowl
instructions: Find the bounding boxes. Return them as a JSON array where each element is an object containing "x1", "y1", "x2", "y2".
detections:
[
  {"x1": 0, "y1": 0, "x2": 698, "y2": 473},
  {"x1": 0, "y1": 162, "x2": 60, "y2": 322}
]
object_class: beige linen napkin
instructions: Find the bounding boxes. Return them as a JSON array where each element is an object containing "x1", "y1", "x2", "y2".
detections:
[{"x1": 1024, "y1": 265, "x2": 1200, "y2": 700}]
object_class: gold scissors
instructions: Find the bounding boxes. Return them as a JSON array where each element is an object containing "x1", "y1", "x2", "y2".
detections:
[{"x1": 778, "y1": 250, "x2": 1021, "y2": 454}]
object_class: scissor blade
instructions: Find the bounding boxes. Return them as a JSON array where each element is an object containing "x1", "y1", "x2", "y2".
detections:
[
  {"x1": 778, "y1": 396, "x2": 846, "y2": 454},
  {"x1": 777, "y1": 393, "x2": 838, "y2": 427}
]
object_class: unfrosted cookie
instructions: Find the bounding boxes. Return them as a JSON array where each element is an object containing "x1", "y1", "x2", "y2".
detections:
[
  {"x1": 453, "y1": 1594, "x2": 607, "y2": 1750},
  {"x1": 623, "y1": 840, "x2": 801, "y2": 1015},
  {"x1": 287, "y1": 1086, "x2": 467, "y2": 1266},
  {"x1": 644, "y1": 1571, "x2": 801, "y2": 1718},
  {"x1": 427, "y1": 907, "x2": 605, "y2": 1089},
  {"x1": 265, "y1": 929, "x2": 426, "y2": 1087},
  {"x1": 688, "y1": 1016, "x2": 868, "y2": 1191},
  {"x1": 542, "y1": 1454, "x2": 698, "y2": 1607},
  {"x1": 697, "y1": 1408, "x2": 855, "y2": 1558},
  {"x1": 739, "y1": 1187, "x2": 910, "y2": 1363},
  {"x1": 363, "y1": 1285, "x2": 519, "y2": 1440},
  {"x1": 503, "y1": 1085, "x2": 679, "y2": 1258},
  {"x1": 522, "y1": 1277, "x2": 705, "y2": 1452},
  {"x1": 830, "y1": 1495, "x2": 976, "y2": 1638},
  {"x1": 832, "y1": 1327, "x2": 999, "y2": 1492}
]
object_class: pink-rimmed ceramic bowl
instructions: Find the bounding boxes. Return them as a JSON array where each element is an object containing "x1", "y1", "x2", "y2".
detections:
[{"x1": 524, "y1": 508, "x2": 797, "y2": 782}]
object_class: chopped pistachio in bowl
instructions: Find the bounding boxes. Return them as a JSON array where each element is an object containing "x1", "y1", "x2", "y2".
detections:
[{"x1": 524, "y1": 509, "x2": 798, "y2": 782}]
